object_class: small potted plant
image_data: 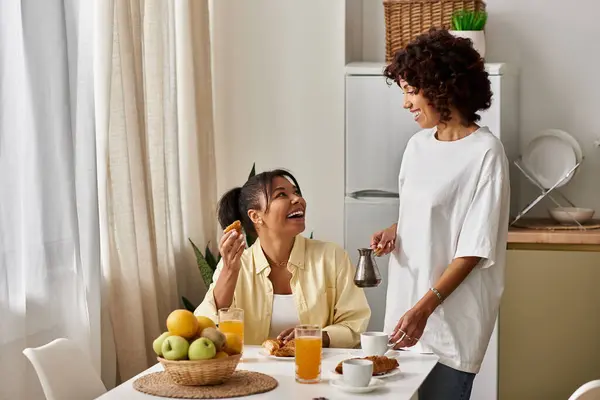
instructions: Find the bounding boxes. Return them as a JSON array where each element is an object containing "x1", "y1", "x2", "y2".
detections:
[{"x1": 449, "y1": 9, "x2": 488, "y2": 58}]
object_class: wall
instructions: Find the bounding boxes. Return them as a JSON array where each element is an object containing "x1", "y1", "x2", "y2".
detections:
[
  {"x1": 210, "y1": 0, "x2": 346, "y2": 245},
  {"x1": 356, "y1": 0, "x2": 600, "y2": 215}
]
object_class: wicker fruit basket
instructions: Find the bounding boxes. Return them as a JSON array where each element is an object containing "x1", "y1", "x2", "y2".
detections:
[
  {"x1": 383, "y1": 0, "x2": 486, "y2": 62},
  {"x1": 158, "y1": 354, "x2": 242, "y2": 386}
]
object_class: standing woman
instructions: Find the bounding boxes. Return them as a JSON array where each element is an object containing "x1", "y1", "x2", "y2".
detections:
[{"x1": 371, "y1": 29, "x2": 510, "y2": 400}]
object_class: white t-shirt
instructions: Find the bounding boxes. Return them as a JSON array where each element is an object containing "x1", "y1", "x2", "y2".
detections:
[
  {"x1": 268, "y1": 294, "x2": 300, "y2": 338},
  {"x1": 383, "y1": 126, "x2": 510, "y2": 374}
]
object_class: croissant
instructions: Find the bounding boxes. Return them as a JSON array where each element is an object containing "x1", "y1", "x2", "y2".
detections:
[
  {"x1": 261, "y1": 338, "x2": 295, "y2": 357},
  {"x1": 262, "y1": 339, "x2": 281, "y2": 354},
  {"x1": 273, "y1": 347, "x2": 295, "y2": 357},
  {"x1": 335, "y1": 355, "x2": 399, "y2": 375},
  {"x1": 223, "y1": 220, "x2": 242, "y2": 234}
]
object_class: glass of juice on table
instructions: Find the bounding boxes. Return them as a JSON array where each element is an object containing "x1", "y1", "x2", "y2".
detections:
[
  {"x1": 218, "y1": 308, "x2": 244, "y2": 354},
  {"x1": 295, "y1": 324, "x2": 322, "y2": 384}
]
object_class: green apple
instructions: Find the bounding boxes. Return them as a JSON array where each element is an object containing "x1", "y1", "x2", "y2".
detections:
[
  {"x1": 153, "y1": 332, "x2": 171, "y2": 356},
  {"x1": 188, "y1": 337, "x2": 216, "y2": 360},
  {"x1": 161, "y1": 335, "x2": 190, "y2": 360}
]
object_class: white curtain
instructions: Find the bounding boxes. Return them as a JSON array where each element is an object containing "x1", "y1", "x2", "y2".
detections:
[
  {"x1": 0, "y1": 0, "x2": 100, "y2": 399},
  {"x1": 95, "y1": 0, "x2": 217, "y2": 382}
]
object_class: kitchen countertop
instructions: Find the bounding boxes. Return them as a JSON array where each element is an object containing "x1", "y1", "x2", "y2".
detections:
[{"x1": 508, "y1": 218, "x2": 600, "y2": 251}]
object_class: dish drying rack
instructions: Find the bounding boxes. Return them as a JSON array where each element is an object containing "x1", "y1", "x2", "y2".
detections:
[{"x1": 510, "y1": 157, "x2": 586, "y2": 228}]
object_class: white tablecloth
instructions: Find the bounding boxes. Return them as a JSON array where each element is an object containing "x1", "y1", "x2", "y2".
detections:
[{"x1": 96, "y1": 345, "x2": 438, "y2": 400}]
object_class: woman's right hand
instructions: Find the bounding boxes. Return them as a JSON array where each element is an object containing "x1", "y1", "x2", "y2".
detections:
[
  {"x1": 219, "y1": 230, "x2": 246, "y2": 271},
  {"x1": 370, "y1": 224, "x2": 397, "y2": 256}
]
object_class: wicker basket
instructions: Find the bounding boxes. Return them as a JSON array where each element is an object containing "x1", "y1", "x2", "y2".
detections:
[
  {"x1": 383, "y1": 0, "x2": 486, "y2": 62},
  {"x1": 158, "y1": 354, "x2": 241, "y2": 386}
]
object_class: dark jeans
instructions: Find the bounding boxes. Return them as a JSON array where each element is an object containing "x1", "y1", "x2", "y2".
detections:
[{"x1": 418, "y1": 362, "x2": 476, "y2": 400}]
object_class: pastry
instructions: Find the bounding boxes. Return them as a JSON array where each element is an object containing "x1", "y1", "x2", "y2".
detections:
[
  {"x1": 262, "y1": 339, "x2": 281, "y2": 354},
  {"x1": 273, "y1": 346, "x2": 295, "y2": 357},
  {"x1": 335, "y1": 355, "x2": 399, "y2": 375},
  {"x1": 223, "y1": 220, "x2": 242, "y2": 234},
  {"x1": 261, "y1": 338, "x2": 295, "y2": 357}
]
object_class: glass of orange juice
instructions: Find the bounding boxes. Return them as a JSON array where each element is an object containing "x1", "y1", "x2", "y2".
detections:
[
  {"x1": 295, "y1": 324, "x2": 322, "y2": 384},
  {"x1": 218, "y1": 308, "x2": 244, "y2": 353}
]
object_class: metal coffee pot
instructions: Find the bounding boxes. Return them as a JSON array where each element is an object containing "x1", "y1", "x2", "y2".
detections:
[{"x1": 353, "y1": 248, "x2": 382, "y2": 288}]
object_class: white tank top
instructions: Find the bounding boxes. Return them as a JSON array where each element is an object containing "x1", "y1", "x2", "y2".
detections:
[{"x1": 268, "y1": 294, "x2": 300, "y2": 339}]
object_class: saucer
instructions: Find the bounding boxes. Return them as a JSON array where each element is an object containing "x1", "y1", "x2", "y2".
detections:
[{"x1": 329, "y1": 377, "x2": 385, "y2": 393}]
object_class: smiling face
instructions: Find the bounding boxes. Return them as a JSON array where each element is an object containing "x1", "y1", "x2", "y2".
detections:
[
  {"x1": 399, "y1": 79, "x2": 441, "y2": 129},
  {"x1": 248, "y1": 176, "x2": 306, "y2": 238}
]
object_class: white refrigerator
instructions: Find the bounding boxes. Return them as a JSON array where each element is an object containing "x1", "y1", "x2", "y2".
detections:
[{"x1": 343, "y1": 62, "x2": 519, "y2": 400}]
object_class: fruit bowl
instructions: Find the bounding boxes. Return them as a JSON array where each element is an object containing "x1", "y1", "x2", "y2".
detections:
[{"x1": 158, "y1": 353, "x2": 242, "y2": 386}]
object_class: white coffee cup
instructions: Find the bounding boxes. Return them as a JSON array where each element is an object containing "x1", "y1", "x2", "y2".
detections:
[
  {"x1": 361, "y1": 331, "x2": 393, "y2": 356},
  {"x1": 342, "y1": 359, "x2": 373, "y2": 387}
]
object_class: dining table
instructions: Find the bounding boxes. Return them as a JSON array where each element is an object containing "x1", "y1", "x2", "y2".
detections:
[{"x1": 96, "y1": 345, "x2": 439, "y2": 400}]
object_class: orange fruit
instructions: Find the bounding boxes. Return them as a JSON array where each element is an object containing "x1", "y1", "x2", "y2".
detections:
[
  {"x1": 223, "y1": 332, "x2": 243, "y2": 355},
  {"x1": 166, "y1": 309, "x2": 199, "y2": 340},
  {"x1": 214, "y1": 351, "x2": 229, "y2": 359},
  {"x1": 196, "y1": 315, "x2": 216, "y2": 335}
]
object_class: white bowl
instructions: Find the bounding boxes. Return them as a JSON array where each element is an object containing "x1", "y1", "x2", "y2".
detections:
[{"x1": 548, "y1": 207, "x2": 595, "y2": 225}]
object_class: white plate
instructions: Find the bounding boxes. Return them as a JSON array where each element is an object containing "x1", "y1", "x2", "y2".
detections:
[
  {"x1": 539, "y1": 129, "x2": 583, "y2": 162},
  {"x1": 522, "y1": 134, "x2": 577, "y2": 189},
  {"x1": 332, "y1": 366, "x2": 401, "y2": 379},
  {"x1": 258, "y1": 349, "x2": 294, "y2": 361},
  {"x1": 330, "y1": 377, "x2": 385, "y2": 394}
]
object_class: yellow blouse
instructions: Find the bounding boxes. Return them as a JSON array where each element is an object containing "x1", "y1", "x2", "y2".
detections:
[{"x1": 194, "y1": 235, "x2": 371, "y2": 348}]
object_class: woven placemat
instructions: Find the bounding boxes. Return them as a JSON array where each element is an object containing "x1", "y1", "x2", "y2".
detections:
[
  {"x1": 512, "y1": 218, "x2": 600, "y2": 231},
  {"x1": 133, "y1": 370, "x2": 278, "y2": 399}
]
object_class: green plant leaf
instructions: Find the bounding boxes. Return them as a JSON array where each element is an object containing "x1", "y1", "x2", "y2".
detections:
[
  {"x1": 205, "y1": 244, "x2": 218, "y2": 270},
  {"x1": 189, "y1": 238, "x2": 203, "y2": 266},
  {"x1": 181, "y1": 296, "x2": 196, "y2": 312},
  {"x1": 248, "y1": 162, "x2": 256, "y2": 179},
  {"x1": 189, "y1": 238, "x2": 214, "y2": 288},
  {"x1": 474, "y1": 12, "x2": 487, "y2": 30},
  {"x1": 451, "y1": 9, "x2": 487, "y2": 30}
]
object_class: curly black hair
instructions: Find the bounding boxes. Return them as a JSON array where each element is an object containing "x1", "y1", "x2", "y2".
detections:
[
  {"x1": 217, "y1": 169, "x2": 302, "y2": 236},
  {"x1": 384, "y1": 28, "x2": 492, "y2": 125}
]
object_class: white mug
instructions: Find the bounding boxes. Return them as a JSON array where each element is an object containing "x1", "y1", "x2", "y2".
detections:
[
  {"x1": 342, "y1": 359, "x2": 373, "y2": 387},
  {"x1": 360, "y1": 331, "x2": 393, "y2": 356}
]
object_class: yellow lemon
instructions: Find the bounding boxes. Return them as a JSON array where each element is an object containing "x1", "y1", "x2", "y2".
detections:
[
  {"x1": 214, "y1": 351, "x2": 229, "y2": 359},
  {"x1": 166, "y1": 309, "x2": 199, "y2": 340}
]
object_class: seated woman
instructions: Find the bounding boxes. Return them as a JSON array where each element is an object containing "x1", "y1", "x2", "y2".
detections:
[{"x1": 195, "y1": 169, "x2": 371, "y2": 348}]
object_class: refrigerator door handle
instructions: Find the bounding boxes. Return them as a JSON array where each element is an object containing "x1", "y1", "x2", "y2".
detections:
[{"x1": 348, "y1": 190, "x2": 399, "y2": 199}]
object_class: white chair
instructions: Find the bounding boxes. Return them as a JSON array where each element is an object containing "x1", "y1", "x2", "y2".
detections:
[
  {"x1": 22, "y1": 338, "x2": 107, "y2": 400},
  {"x1": 568, "y1": 380, "x2": 600, "y2": 400}
]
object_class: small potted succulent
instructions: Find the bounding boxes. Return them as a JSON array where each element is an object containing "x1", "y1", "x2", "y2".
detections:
[{"x1": 449, "y1": 9, "x2": 488, "y2": 58}]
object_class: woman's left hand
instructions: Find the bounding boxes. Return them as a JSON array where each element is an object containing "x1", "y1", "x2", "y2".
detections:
[{"x1": 390, "y1": 306, "x2": 431, "y2": 349}]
